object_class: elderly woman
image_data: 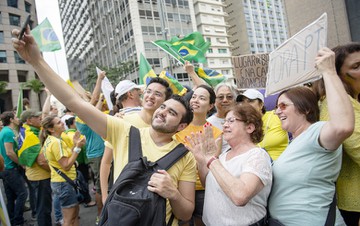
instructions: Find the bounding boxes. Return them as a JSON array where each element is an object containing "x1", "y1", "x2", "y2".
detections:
[
  {"x1": 268, "y1": 47, "x2": 355, "y2": 226},
  {"x1": 41, "y1": 115, "x2": 86, "y2": 226},
  {"x1": 185, "y1": 103, "x2": 272, "y2": 226},
  {"x1": 313, "y1": 43, "x2": 360, "y2": 226},
  {"x1": 237, "y1": 89, "x2": 288, "y2": 160}
]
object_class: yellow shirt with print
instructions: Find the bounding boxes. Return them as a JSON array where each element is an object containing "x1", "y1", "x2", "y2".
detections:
[
  {"x1": 106, "y1": 115, "x2": 197, "y2": 226},
  {"x1": 43, "y1": 135, "x2": 76, "y2": 182},
  {"x1": 258, "y1": 111, "x2": 288, "y2": 160},
  {"x1": 174, "y1": 123, "x2": 223, "y2": 190},
  {"x1": 320, "y1": 96, "x2": 360, "y2": 212}
]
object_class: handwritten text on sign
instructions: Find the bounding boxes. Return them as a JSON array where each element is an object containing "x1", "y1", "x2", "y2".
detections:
[
  {"x1": 266, "y1": 13, "x2": 327, "y2": 96},
  {"x1": 232, "y1": 53, "x2": 269, "y2": 89}
]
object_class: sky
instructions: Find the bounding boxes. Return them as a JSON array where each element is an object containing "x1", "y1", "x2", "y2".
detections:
[{"x1": 35, "y1": 0, "x2": 69, "y2": 80}]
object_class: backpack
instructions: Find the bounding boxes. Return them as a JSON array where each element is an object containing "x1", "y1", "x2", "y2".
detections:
[{"x1": 99, "y1": 126, "x2": 188, "y2": 226}]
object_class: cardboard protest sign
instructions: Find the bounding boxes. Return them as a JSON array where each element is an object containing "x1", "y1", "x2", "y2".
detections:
[
  {"x1": 97, "y1": 67, "x2": 114, "y2": 110},
  {"x1": 71, "y1": 80, "x2": 91, "y2": 102},
  {"x1": 266, "y1": 13, "x2": 327, "y2": 96},
  {"x1": 232, "y1": 53, "x2": 269, "y2": 89}
]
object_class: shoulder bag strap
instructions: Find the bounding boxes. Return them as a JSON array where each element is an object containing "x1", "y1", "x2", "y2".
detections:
[
  {"x1": 50, "y1": 164, "x2": 77, "y2": 190},
  {"x1": 128, "y1": 126, "x2": 142, "y2": 162},
  {"x1": 324, "y1": 191, "x2": 336, "y2": 226},
  {"x1": 156, "y1": 143, "x2": 188, "y2": 171}
]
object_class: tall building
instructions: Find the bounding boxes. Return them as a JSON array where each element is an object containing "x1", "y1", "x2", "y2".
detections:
[
  {"x1": 283, "y1": 0, "x2": 353, "y2": 48},
  {"x1": 193, "y1": 0, "x2": 233, "y2": 78},
  {"x1": 59, "y1": 0, "x2": 198, "y2": 87},
  {"x1": 0, "y1": 0, "x2": 38, "y2": 112},
  {"x1": 224, "y1": 0, "x2": 288, "y2": 56}
]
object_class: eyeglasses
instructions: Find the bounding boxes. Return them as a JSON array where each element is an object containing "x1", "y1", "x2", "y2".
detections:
[
  {"x1": 216, "y1": 95, "x2": 234, "y2": 101},
  {"x1": 221, "y1": 117, "x2": 244, "y2": 125},
  {"x1": 275, "y1": 102, "x2": 294, "y2": 111}
]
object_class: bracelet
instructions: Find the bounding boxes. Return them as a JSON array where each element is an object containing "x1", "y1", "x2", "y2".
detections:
[
  {"x1": 206, "y1": 156, "x2": 218, "y2": 169},
  {"x1": 74, "y1": 147, "x2": 81, "y2": 154}
]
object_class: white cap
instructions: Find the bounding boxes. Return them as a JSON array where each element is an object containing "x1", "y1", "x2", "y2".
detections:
[
  {"x1": 115, "y1": 80, "x2": 141, "y2": 99},
  {"x1": 236, "y1": 89, "x2": 264, "y2": 103}
]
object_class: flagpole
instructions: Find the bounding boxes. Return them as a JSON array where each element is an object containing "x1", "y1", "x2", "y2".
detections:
[
  {"x1": 158, "y1": 1, "x2": 173, "y2": 75},
  {"x1": 53, "y1": 52, "x2": 60, "y2": 75}
]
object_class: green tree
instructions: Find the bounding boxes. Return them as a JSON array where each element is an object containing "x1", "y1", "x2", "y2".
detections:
[
  {"x1": 0, "y1": 81, "x2": 8, "y2": 94},
  {"x1": 85, "y1": 61, "x2": 136, "y2": 90},
  {"x1": 25, "y1": 79, "x2": 44, "y2": 110}
]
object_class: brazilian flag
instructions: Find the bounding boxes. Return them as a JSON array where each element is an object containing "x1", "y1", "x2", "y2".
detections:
[
  {"x1": 31, "y1": 18, "x2": 61, "y2": 52},
  {"x1": 159, "y1": 71, "x2": 187, "y2": 96},
  {"x1": 139, "y1": 53, "x2": 157, "y2": 85},
  {"x1": 17, "y1": 125, "x2": 41, "y2": 167},
  {"x1": 152, "y1": 31, "x2": 210, "y2": 64},
  {"x1": 195, "y1": 67, "x2": 225, "y2": 87}
]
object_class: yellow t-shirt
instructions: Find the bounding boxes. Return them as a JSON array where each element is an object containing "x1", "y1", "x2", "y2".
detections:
[
  {"x1": 106, "y1": 115, "x2": 197, "y2": 226},
  {"x1": 123, "y1": 113, "x2": 150, "y2": 129},
  {"x1": 43, "y1": 135, "x2": 76, "y2": 182},
  {"x1": 174, "y1": 123, "x2": 223, "y2": 190},
  {"x1": 26, "y1": 162, "x2": 50, "y2": 181},
  {"x1": 258, "y1": 111, "x2": 288, "y2": 160},
  {"x1": 320, "y1": 96, "x2": 360, "y2": 212}
]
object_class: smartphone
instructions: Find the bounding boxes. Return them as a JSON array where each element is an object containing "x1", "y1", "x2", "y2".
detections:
[{"x1": 18, "y1": 15, "x2": 31, "y2": 40}]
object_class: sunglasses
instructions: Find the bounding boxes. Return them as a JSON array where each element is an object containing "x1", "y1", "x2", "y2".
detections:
[{"x1": 275, "y1": 102, "x2": 294, "y2": 111}]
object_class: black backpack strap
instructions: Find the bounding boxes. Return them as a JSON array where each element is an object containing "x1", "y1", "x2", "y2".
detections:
[
  {"x1": 128, "y1": 126, "x2": 142, "y2": 162},
  {"x1": 324, "y1": 191, "x2": 336, "y2": 226},
  {"x1": 156, "y1": 144, "x2": 188, "y2": 170}
]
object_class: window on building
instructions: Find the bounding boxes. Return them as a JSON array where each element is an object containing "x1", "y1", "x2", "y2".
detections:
[
  {"x1": 0, "y1": 70, "x2": 9, "y2": 82},
  {"x1": 17, "y1": 70, "x2": 28, "y2": 82},
  {"x1": 14, "y1": 51, "x2": 25, "y2": 64},
  {"x1": 0, "y1": 51, "x2": 7, "y2": 63},
  {"x1": 7, "y1": 0, "x2": 18, "y2": 8},
  {"x1": 208, "y1": 48, "x2": 213, "y2": 53},
  {"x1": 9, "y1": 14, "x2": 20, "y2": 26},
  {"x1": 0, "y1": 32, "x2": 4, "y2": 44},
  {"x1": 25, "y1": 1, "x2": 31, "y2": 13},
  {"x1": 218, "y1": 49, "x2": 227, "y2": 54}
]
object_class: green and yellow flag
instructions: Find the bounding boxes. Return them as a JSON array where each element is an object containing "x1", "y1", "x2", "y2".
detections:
[
  {"x1": 16, "y1": 88, "x2": 23, "y2": 119},
  {"x1": 152, "y1": 31, "x2": 210, "y2": 64},
  {"x1": 195, "y1": 67, "x2": 225, "y2": 87},
  {"x1": 139, "y1": 53, "x2": 157, "y2": 85},
  {"x1": 18, "y1": 124, "x2": 41, "y2": 167},
  {"x1": 159, "y1": 71, "x2": 187, "y2": 96},
  {"x1": 31, "y1": 18, "x2": 61, "y2": 52}
]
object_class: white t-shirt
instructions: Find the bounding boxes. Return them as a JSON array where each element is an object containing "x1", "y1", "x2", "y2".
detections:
[
  {"x1": 203, "y1": 148, "x2": 272, "y2": 226},
  {"x1": 207, "y1": 114, "x2": 230, "y2": 153}
]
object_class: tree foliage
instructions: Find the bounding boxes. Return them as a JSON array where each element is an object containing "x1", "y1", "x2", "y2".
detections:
[
  {"x1": 25, "y1": 79, "x2": 44, "y2": 110},
  {"x1": 85, "y1": 61, "x2": 137, "y2": 90},
  {"x1": 0, "y1": 81, "x2": 8, "y2": 94}
]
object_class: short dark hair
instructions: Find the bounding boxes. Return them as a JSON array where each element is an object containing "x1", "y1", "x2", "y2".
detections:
[
  {"x1": 171, "y1": 95, "x2": 193, "y2": 124},
  {"x1": 148, "y1": 77, "x2": 173, "y2": 100},
  {"x1": 196, "y1": 85, "x2": 216, "y2": 105},
  {"x1": 65, "y1": 117, "x2": 75, "y2": 128},
  {"x1": 278, "y1": 86, "x2": 319, "y2": 123},
  {"x1": 229, "y1": 103, "x2": 263, "y2": 143},
  {"x1": 0, "y1": 111, "x2": 14, "y2": 126}
]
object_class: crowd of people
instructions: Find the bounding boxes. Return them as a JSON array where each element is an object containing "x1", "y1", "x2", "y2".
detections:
[{"x1": 0, "y1": 25, "x2": 358, "y2": 226}]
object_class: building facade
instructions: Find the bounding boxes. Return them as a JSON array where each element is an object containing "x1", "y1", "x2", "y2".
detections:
[
  {"x1": 224, "y1": 0, "x2": 288, "y2": 56},
  {"x1": 0, "y1": 0, "x2": 39, "y2": 112},
  {"x1": 59, "y1": 0, "x2": 200, "y2": 88},
  {"x1": 194, "y1": 0, "x2": 233, "y2": 78},
  {"x1": 283, "y1": 0, "x2": 353, "y2": 48}
]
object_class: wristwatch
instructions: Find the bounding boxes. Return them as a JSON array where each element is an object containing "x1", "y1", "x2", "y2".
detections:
[{"x1": 74, "y1": 147, "x2": 81, "y2": 154}]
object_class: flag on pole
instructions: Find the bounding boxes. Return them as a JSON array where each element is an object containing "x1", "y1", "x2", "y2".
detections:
[
  {"x1": 139, "y1": 53, "x2": 157, "y2": 85},
  {"x1": 16, "y1": 88, "x2": 23, "y2": 119},
  {"x1": 195, "y1": 67, "x2": 225, "y2": 87},
  {"x1": 159, "y1": 71, "x2": 187, "y2": 96},
  {"x1": 152, "y1": 31, "x2": 210, "y2": 64},
  {"x1": 31, "y1": 18, "x2": 61, "y2": 52},
  {"x1": 97, "y1": 66, "x2": 114, "y2": 110}
]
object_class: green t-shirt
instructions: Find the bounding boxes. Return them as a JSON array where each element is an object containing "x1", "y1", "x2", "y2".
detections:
[{"x1": 0, "y1": 126, "x2": 18, "y2": 170}]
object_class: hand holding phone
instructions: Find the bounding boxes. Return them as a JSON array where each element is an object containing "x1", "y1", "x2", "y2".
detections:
[{"x1": 18, "y1": 15, "x2": 31, "y2": 40}]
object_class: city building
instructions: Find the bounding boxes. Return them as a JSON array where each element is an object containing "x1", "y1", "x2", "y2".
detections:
[
  {"x1": 194, "y1": 0, "x2": 233, "y2": 78},
  {"x1": 283, "y1": 0, "x2": 355, "y2": 48},
  {"x1": 224, "y1": 0, "x2": 288, "y2": 56},
  {"x1": 59, "y1": 0, "x2": 200, "y2": 88},
  {"x1": 0, "y1": 0, "x2": 39, "y2": 112}
]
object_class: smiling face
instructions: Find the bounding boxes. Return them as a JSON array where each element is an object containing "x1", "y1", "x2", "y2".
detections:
[
  {"x1": 190, "y1": 87, "x2": 214, "y2": 116},
  {"x1": 214, "y1": 86, "x2": 235, "y2": 116},
  {"x1": 142, "y1": 82, "x2": 167, "y2": 112},
  {"x1": 151, "y1": 99, "x2": 187, "y2": 134},
  {"x1": 275, "y1": 94, "x2": 303, "y2": 134}
]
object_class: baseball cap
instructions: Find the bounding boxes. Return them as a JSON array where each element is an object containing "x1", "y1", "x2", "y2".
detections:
[
  {"x1": 236, "y1": 89, "x2": 264, "y2": 103},
  {"x1": 20, "y1": 110, "x2": 42, "y2": 123},
  {"x1": 115, "y1": 80, "x2": 141, "y2": 99}
]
